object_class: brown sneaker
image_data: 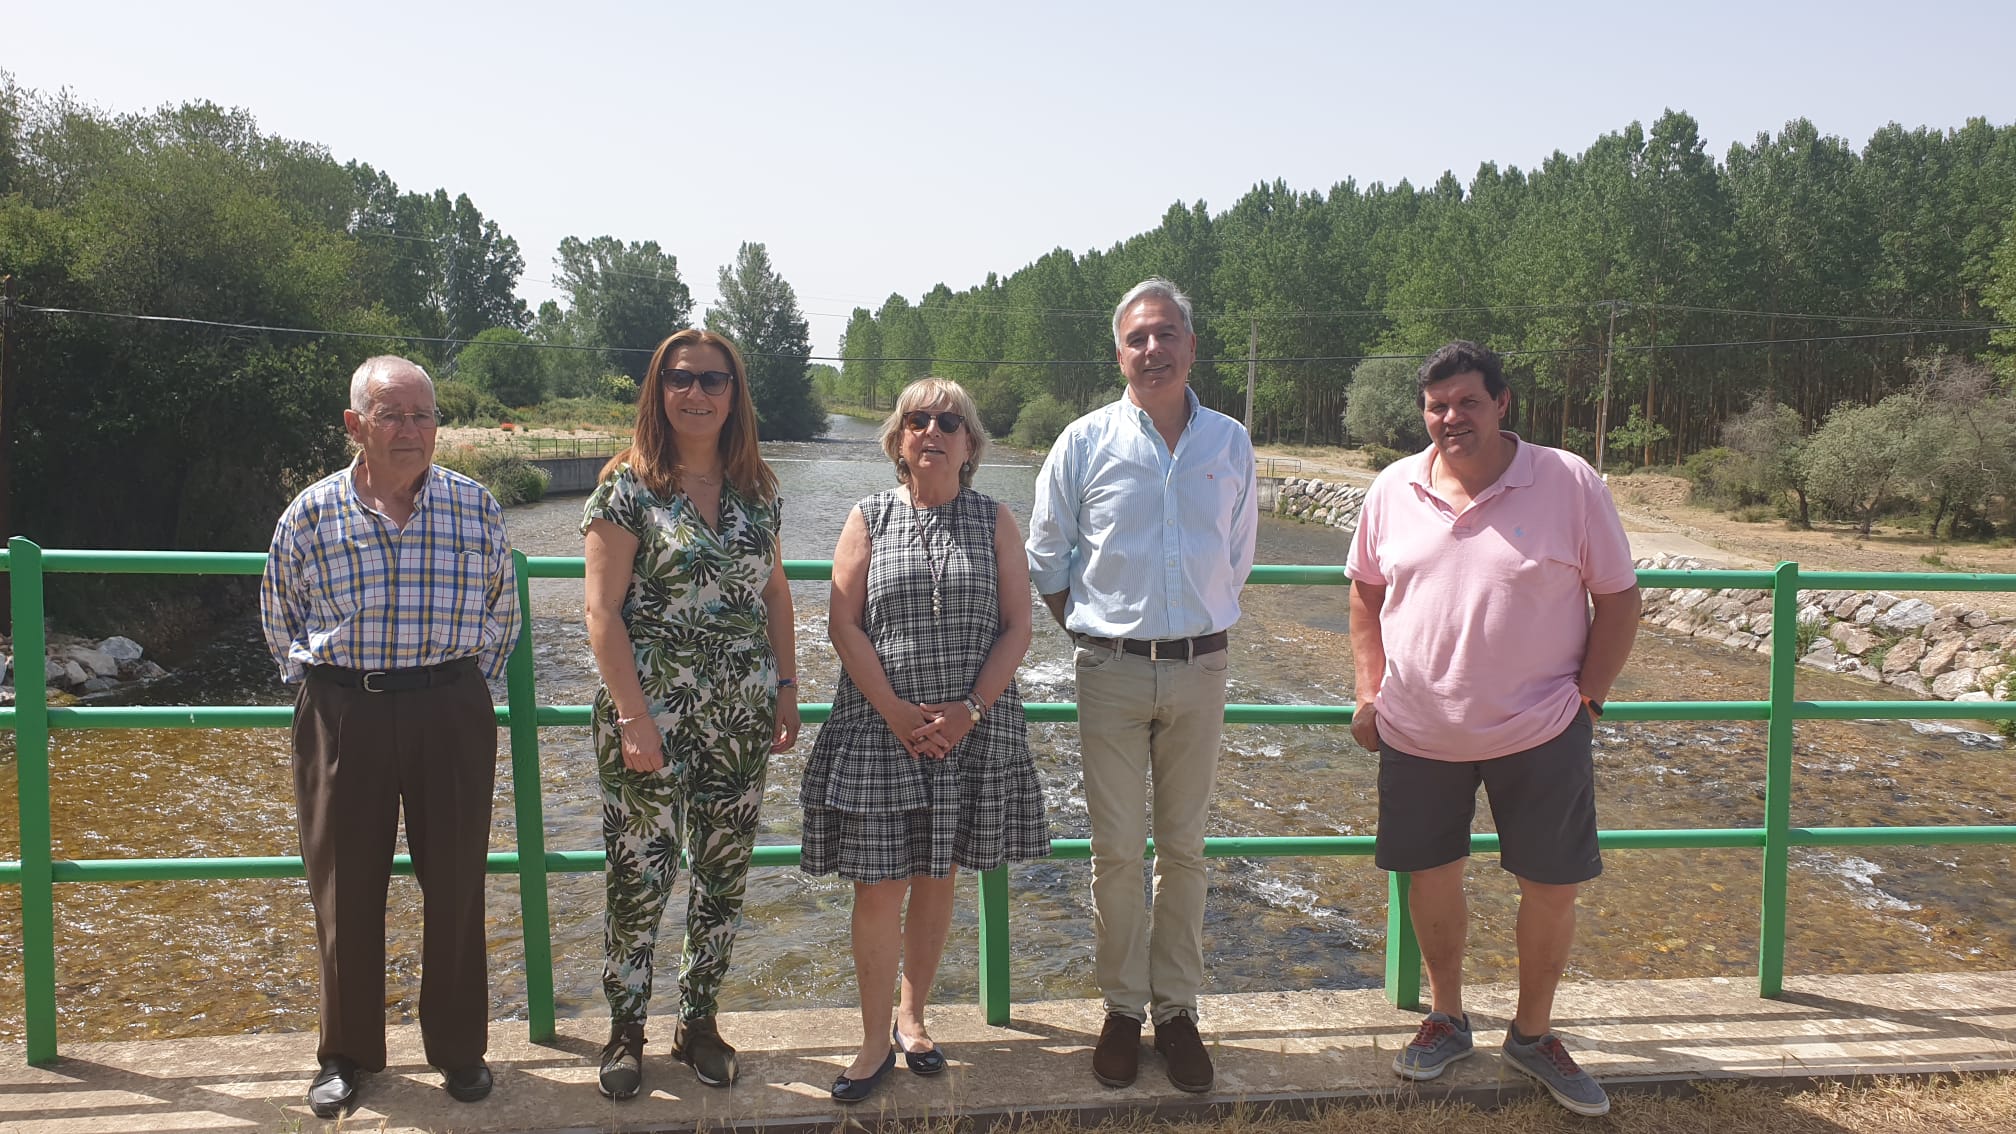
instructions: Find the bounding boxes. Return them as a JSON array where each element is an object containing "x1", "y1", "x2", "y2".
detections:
[
  {"x1": 670, "y1": 1016, "x2": 737, "y2": 1087},
  {"x1": 1091, "y1": 1012, "x2": 1142, "y2": 1088},
  {"x1": 1153, "y1": 1013, "x2": 1214, "y2": 1093}
]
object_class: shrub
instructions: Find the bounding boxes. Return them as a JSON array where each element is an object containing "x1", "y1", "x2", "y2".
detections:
[
  {"x1": 436, "y1": 381, "x2": 509, "y2": 426},
  {"x1": 1363, "y1": 444, "x2": 1406, "y2": 472},
  {"x1": 435, "y1": 446, "x2": 550, "y2": 507},
  {"x1": 1010, "y1": 394, "x2": 1081, "y2": 450},
  {"x1": 1731, "y1": 504, "x2": 1773, "y2": 523}
]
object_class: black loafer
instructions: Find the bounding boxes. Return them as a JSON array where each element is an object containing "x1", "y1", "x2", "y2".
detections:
[
  {"x1": 307, "y1": 1057, "x2": 359, "y2": 1119},
  {"x1": 442, "y1": 1062, "x2": 493, "y2": 1103},
  {"x1": 830, "y1": 1047, "x2": 897, "y2": 1103},
  {"x1": 893, "y1": 1022, "x2": 946, "y2": 1075}
]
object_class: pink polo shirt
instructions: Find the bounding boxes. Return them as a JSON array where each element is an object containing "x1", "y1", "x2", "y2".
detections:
[{"x1": 1345, "y1": 434, "x2": 1636, "y2": 762}]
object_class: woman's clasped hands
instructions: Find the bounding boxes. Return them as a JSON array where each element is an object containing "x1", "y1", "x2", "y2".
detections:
[{"x1": 876, "y1": 699, "x2": 975, "y2": 760}]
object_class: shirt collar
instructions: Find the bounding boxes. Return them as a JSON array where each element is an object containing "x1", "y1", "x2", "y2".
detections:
[
  {"x1": 1120, "y1": 385, "x2": 1200, "y2": 429},
  {"x1": 1407, "y1": 431, "x2": 1533, "y2": 498}
]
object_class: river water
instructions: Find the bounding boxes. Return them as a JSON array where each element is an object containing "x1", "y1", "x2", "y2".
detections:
[{"x1": 2, "y1": 415, "x2": 2012, "y2": 1043}]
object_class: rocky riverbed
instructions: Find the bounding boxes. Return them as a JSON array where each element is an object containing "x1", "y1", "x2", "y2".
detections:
[{"x1": 1, "y1": 633, "x2": 168, "y2": 704}]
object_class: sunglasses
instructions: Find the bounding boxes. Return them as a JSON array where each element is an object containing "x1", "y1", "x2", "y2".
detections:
[
  {"x1": 903, "y1": 411, "x2": 967, "y2": 434},
  {"x1": 663, "y1": 368, "x2": 735, "y2": 394}
]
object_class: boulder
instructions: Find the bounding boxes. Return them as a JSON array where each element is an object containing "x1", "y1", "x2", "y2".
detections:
[
  {"x1": 1882, "y1": 637, "x2": 1928, "y2": 675},
  {"x1": 1962, "y1": 610, "x2": 1995, "y2": 629},
  {"x1": 1875, "y1": 599, "x2": 1936, "y2": 633},
  {"x1": 1853, "y1": 604, "x2": 1878, "y2": 625},
  {"x1": 60, "y1": 645, "x2": 118, "y2": 679},
  {"x1": 1801, "y1": 640, "x2": 1841, "y2": 671},
  {"x1": 1830, "y1": 624, "x2": 1877, "y2": 656},
  {"x1": 1918, "y1": 637, "x2": 1964, "y2": 678},
  {"x1": 1869, "y1": 592, "x2": 1901, "y2": 613},
  {"x1": 1886, "y1": 671, "x2": 1930, "y2": 695},
  {"x1": 1954, "y1": 691, "x2": 1993, "y2": 703},
  {"x1": 52, "y1": 659, "x2": 89, "y2": 687},
  {"x1": 97, "y1": 636, "x2": 145, "y2": 663},
  {"x1": 1931, "y1": 670, "x2": 1980, "y2": 700},
  {"x1": 79, "y1": 676, "x2": 119, "y2": 695},
  {"x1": 1831, "y1": 592, "x2": 1865, "y2": 618},
  {"x1": 127, "y1": 659, "x2": 168, "y2": 681},
  {"x1": 1956, "y1": 650, "x2": 2002, "y2": 671},
  {"x1": 1935, "y1": 602, "x2": 1968, "y2": 621}
]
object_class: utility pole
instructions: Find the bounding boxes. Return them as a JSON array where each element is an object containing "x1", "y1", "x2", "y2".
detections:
[
  {"x1": 1244, "y1": 316, "x2": 1257, "y2": 432},
  {"x1": 1, "y1": 274, "x2": 15, "y2": 632},
  {"x1": 1594, "y1": 299, "x2": 1618, "y2": 475}
]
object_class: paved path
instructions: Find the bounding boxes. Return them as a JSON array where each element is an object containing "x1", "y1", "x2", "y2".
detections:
[{"x1": 6, "y1": 972, "x2": 2013, "y2": 1132}]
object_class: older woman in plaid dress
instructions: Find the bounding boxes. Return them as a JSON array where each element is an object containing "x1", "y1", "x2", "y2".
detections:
[{"x1": 802, "y1": 378, "x2": 1049, "y2": 1103}]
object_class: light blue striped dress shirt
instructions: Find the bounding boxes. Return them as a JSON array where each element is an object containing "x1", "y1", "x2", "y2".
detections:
[
  {"x1": 1026, "y1": 388, "x2": 1259, "y2": 640},
  {"x1": 260, "y1": 462, "x2": 520, "y2": 683}
]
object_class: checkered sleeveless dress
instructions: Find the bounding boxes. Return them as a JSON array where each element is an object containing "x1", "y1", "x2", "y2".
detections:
[{"x1": 800, "y1": 487, "x2": 1050, "y2": 882}]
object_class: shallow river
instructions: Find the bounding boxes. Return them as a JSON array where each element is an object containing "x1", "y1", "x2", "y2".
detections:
[{"x1": 2, "y1": 416, "x2": 2012, "y2": 1043}]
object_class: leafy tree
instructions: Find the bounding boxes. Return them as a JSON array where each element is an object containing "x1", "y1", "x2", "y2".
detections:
[
  {"x1": 454, "y1": 326, "x2": 546, "y2": 407},
  {"x1": 1343, "y1": 356, "x2": 1425, "y2": 449},
  {"x1": 553, "y1": 235, "x2": 693, "y2": 381},
  {"x1": 839, "y1": 307, "x2": 884, "y2": 408},
  {"x1": 1719, "y1": 400, "x2": 1812, "y2": 526},
  {"x1": 704, "y1": 242, "x2": 824, "y2": 440},
  {"x1": 1801, "y1": 397, "x2": 1918, "y2": 535},
  {"x1": 1903, "y1": 355, "x2": 2016, "y2": 537}
]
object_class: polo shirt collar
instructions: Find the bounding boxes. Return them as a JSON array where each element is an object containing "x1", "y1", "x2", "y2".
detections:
[{"x1": 1408, "y1": 431, "x2": 1532, "y2": 504}]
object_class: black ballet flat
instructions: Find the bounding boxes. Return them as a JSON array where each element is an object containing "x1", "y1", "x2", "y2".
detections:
[
  {"x1": 893, "y1": 1022, "x2": 947, "y2": 1075},
  {"x1": 831, "y1": 1047, "x2": 897, "y2": 1103}
]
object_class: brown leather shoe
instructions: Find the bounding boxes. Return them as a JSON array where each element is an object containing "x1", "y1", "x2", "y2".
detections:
[
  {"x1": 1154, "y1": 1014, "x2": 1213, "y2": 1093},
  {"x1": 1092, "y1": 1012, "x2": 1142, "y2": 1088}
]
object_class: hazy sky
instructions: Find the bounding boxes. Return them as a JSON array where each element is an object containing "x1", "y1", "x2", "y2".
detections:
[{"x1": 13, "y1": 0, "x2": 2016, "y2": 356}]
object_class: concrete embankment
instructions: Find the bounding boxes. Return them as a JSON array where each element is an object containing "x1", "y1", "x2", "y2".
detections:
[
  {"x1": 527, "y1": 455, "x2": 605, "y2": 494},
  {"x1": 6, "y1": 974, "x2": 2012, "y2": 1132}
]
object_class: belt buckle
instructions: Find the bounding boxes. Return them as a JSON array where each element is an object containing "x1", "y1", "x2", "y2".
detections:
[
  {"x1": 362, "y1": 671, "x2": 390, "y2": 693},
  {"x1": 1147, "y1": 639, "x2": 1164, "y2": 662}
]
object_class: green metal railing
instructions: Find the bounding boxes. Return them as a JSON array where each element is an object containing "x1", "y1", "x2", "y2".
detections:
[{"x1": 4, "y1": 538, "x2": 2016, "y2": 1066}]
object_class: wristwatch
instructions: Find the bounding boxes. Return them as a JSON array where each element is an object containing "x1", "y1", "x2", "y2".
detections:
[
  {"x1": 962, "y1": 694, "x2": 985, "y2": 724},
  {"x1": 1580, "y1": 694, "x2": 1605, "y2": 720}
]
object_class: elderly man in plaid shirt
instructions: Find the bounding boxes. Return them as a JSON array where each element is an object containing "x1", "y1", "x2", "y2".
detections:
[{"x1": 260, "y1": 355, "x2": 519, "y2": 1119}]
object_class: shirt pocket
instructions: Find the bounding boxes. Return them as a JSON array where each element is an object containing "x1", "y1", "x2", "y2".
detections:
[{"x1": 430, "y1": 550, "x2": 492, "y2": 641}]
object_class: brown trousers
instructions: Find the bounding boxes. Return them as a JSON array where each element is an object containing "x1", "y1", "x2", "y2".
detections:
[{"x1": 292, "y1": 661, "x2": 497, "y2": 1071}]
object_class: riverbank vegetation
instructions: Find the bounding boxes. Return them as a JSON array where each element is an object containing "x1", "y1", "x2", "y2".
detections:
[
  {"x1": 834, "y1": 112, "x2": 2016, "y2": 468},
  {"x1": 0, "y1": 75, "x2": 824, "y2": 570}
]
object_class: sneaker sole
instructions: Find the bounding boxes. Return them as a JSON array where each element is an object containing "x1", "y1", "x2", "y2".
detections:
[
  {"x1": 596, "y1": 1078, "x2": 640, "y2": 1101},
  {"x1": 1502, "y1": 1052, "x2": 1610, "y2": 1116},
  {"x1": 1392, "y1": 1044, "x2": 1472, "y2": 1081}
]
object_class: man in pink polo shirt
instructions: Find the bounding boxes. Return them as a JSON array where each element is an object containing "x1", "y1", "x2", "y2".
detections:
[{"x1": 1345, "y1": 341, "x2": 1640, "y2": 1117}]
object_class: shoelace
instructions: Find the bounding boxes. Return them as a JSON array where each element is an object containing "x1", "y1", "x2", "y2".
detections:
[
  {"x1": 1409, "y1": 1017, "x2": 1458, "y2": 1048},
  {"x1": 1534, "y1": 1034, "x2": 1583, "y2": 1077}
]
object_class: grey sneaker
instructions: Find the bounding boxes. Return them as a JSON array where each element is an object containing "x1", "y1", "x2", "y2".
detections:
[
  {"x1": 1501, "y1": 1030, "x2": 1610, "y2": 1116},
  {"x1": 1392, "y1": 1011, "x2": 1473, "y2": 1080}
]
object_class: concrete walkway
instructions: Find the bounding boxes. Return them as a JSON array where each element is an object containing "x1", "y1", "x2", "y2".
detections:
[{"x1": 5, "y1": 972, "x2": 2013, "y2": 1133}]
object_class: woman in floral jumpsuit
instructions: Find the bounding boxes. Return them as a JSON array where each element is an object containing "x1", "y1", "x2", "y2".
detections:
[{"x1": 582, "y1": 328, "x2": 799, "y2": 1099}]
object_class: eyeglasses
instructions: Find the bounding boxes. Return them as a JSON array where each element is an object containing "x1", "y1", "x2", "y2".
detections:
[
  {"x1": 366, "y1": 409, "x2": 442, "y2": 429},
  {"x1": 663, "y1": 368, "x2": 735, "y2": 395},
  {"x1": 903, "y1": 411, "x2": 966, "y2": 434}
]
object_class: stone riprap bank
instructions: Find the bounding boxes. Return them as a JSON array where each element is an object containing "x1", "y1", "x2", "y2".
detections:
[
  {"x1": 1639, "y1": 553, "x2": 2015, "y2": 704},
  {"x1": 1273, "y1": 477, "x2": 1366, "y2": 532}
]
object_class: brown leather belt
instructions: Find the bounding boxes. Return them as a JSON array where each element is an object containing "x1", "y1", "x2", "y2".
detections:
[
  {"x1": 310, "y1": 657, "x2": 477, "y2": 693},
  {"x1": 1076, "y1": 631, "x2": 1228, "y2": 662}
]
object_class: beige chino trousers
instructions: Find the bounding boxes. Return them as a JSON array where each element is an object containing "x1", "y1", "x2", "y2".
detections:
[{"x1": 1075, "y1": 641, "x2": 1228, "y2": 1024}]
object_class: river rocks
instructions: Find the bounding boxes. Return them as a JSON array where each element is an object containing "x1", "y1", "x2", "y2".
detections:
[
  {"x1": 1931, "y1": 670, "x2": 1981, "y2": 699},
  {"x1": 1271, "y1": 478, "x2": 1366, "y2": 532},
  {"x1": 1883, "y1": 637, "x2": 1928, "y2": 675},
  {"x1": 1830, "y1": 624, "x2": 1877, "y2": 656},
  {"x1": 3, "y1": 633, "x2": 169, "y2": 699},
  {"x1": 1875, "y1": 599, "x2": 1937, "y2": 633},
  {"x1": 1637, "y1": 552, "x2": 2014, "y2": 715}
]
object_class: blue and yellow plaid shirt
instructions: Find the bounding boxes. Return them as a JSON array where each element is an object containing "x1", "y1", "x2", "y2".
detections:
[{"x1": 260, "y1": 461, "x2": 520, "y2": 684}]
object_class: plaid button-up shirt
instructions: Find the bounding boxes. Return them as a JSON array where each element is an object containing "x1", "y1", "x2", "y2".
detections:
[{"x1": 260, "y1": 461, "x2": 520, "y2": 683}]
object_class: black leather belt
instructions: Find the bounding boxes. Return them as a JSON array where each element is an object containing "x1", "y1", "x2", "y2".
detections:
[
  {"x1": 310, "y1": 657, "x2": 477, "y2": 693},
  {"x1": 1077, "y1": 631, "x2": 1228, "y2": 662}
]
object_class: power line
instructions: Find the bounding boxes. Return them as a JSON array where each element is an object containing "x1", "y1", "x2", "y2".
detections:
[{"x1": 17, "y1": 303, "x2": 2010, "y2": 368}]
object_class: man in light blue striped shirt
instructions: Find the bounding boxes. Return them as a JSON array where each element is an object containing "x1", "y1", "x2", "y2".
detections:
[
  {"x1": 1026, "y1": 278, "x2": 1258, "y2": 1094},
  {"x1": 260, "y1": 356, "x2": 517, "y2": 1119}
]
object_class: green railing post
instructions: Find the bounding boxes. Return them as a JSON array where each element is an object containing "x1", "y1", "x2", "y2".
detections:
[
  {"x1": 9, "y1": 538, "x2": 58, "y2": 1063},
  {"x1": 1758, "y1": 561, "x2": 1799, "y2": 997},
  {"x1": 505, "y1": 550, "x2": 557, "y2": 1043},
  {"x1": 976, "y1": 865, "x2": 1011, "y2": 1024},
  {"x1": 1383, "y1": 870, "x2": 1422, "y2": 1010}
]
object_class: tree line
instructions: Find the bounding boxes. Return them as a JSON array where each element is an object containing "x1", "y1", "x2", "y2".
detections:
[
  {"x1": 0, "y1": 78, "x2": 823, "y2": 556},
  {"x1": 837, "y1": 110, "x2": 2016, "y2": 468}
]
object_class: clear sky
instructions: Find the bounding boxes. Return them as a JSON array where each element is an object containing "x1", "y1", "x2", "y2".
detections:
[{"x1": 12, "y1": 0, "x2": 2015, "y2": 356}]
